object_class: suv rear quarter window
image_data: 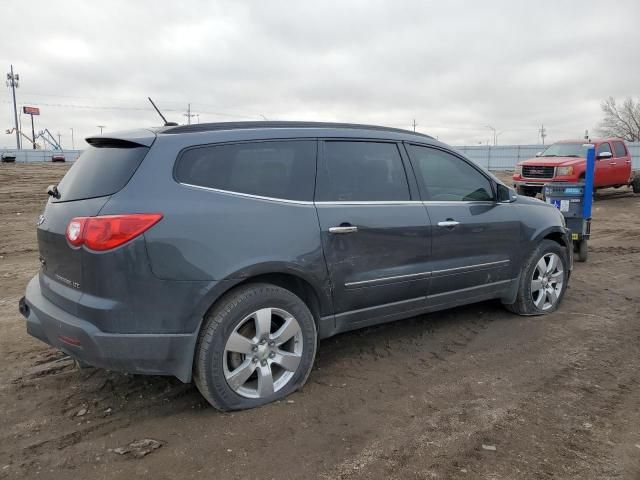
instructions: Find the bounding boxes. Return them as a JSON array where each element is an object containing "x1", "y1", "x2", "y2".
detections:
[
  {"x1": 174, "y1": 140, "x2": 317, "y2": 201},
  {"x1": 316, "y1": 141, "x2": 410, "y2": 202}
]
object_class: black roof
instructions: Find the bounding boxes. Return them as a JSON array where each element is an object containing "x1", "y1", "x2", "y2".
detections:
[{"x1": 161, "y1": 121, "x2": 433, "y2": 139}]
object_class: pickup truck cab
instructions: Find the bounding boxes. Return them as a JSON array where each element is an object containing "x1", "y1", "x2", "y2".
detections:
[{"x1": 513, "y1": 138, "x2": 634, "y2": 197}]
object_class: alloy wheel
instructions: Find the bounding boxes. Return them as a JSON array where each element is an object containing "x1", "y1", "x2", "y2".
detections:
[
  {"x1": 223, "y1": 308, "x2": 303, "y2": 399},
  {"x1": 531, "y1": 252, "x2": 564, "y2": 311}
]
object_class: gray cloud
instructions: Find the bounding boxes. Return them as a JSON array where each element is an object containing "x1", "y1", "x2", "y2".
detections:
[{"x1": 2, "y1": 0, "x2": 639, "y2": 149}]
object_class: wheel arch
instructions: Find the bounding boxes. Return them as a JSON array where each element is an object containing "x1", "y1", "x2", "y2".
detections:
[
  {"x1": 194, "y1": 262, "x2": 332, "y2": 334},
  {"x1": 542, "y1": 229, "x2": 570, "y2": 250}
]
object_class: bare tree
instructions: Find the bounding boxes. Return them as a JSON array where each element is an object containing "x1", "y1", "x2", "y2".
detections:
[{"x1": 597, "y1": 97, "x2": 640, "y2": 141}]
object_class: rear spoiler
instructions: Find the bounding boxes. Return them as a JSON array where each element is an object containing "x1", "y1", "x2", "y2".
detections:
[{"x1": 85, "y1": 128, "x2": 157, "y2": 148}]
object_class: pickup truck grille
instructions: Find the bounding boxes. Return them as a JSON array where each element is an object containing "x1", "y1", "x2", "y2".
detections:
[{"x1": 522, "y1": 165, "x2": 555, "y2": 179}]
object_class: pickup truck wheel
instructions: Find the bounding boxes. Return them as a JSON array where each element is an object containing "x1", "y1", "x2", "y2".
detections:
[
  {"x1": 632, "y1": 176, "x2": 640, "y2": 194},
  {"x1": 504, "y1": 240, "x2": 568, "y2": 316},
  {"x1": 576, "y1": 239, "x2": 588, "y2": 262},
  {"x1": 194, "y1": 283, "x2": 317, "y2": 411}
]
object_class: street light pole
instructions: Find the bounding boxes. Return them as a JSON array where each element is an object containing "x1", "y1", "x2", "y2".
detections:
[
  {"x1": 6, "y1": 65, "x2": 20, "y2": 149},
  {"x1": 70, "y1": 128, "x2": 75, "y2": 149},
  {"x1": 485, "y1": 125, "x2": 497, "y2": 146},
  {"x1": 97, "y1": 125, "x2": 105, "y2": 135}
]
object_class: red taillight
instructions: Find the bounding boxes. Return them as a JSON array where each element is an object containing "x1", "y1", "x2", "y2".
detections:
[{"x1": 65, "y1": 214, "x2": 163, "y2": 251}]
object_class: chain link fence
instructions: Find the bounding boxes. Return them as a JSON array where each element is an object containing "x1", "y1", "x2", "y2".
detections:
[{"x1": 2, "y1": 144, "x2": 639, "y2": 171}]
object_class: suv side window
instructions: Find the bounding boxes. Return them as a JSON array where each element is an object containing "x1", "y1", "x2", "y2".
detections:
[
  {"x1": 613, "y1": 141, "x2": 627, "y2": 158},
  {"x1": 174, "y1": 140, "x2": 317, "y2": 201},
  {"x1": 316, "y1": 141, "x2": 410, "y2": 201},
  {"x1": 406, "y1": 145, "x2": 494, "y2": 201},
  {"x1": 597, "y1": 142, "x2": 612, "y2": 156}
]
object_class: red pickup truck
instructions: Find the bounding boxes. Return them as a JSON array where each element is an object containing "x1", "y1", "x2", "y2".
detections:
[{"x1": 513, "y1": 138, "x2": 638, "y2": 197}]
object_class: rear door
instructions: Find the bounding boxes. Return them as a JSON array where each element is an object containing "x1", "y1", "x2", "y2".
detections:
[
  {"x1": 612, "y1": 140, "x2": 632, "y2": 184},
  {"x1": 404, "y1": 144, "x2": 520, "y2": 306},
  {"x1": 315, "y1": 140, "x2": 432, "y2": 326}
]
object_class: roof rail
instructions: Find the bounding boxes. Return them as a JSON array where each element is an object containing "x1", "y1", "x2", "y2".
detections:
[{"x1": 160, "y1": 121, "x2": 433, "y2": 139}]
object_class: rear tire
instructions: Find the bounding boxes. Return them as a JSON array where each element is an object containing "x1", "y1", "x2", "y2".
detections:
[
  {"x1": 194, "y1": 283, "x2": 317, "y2": 411},
  {"x1": 503, "y1": 240, "x2": 569, "y2": 315},
  {"x1": 632, "y1": 176, "x2": 640, "y2": 194}
]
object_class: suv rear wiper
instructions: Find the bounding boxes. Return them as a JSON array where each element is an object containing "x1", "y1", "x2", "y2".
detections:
[
  {"x1": 47, "y1": 185, "x2": 60, "y2": 199},
  {"x1": 541, "y1": 154, "x2": 556, "y2": 157}
]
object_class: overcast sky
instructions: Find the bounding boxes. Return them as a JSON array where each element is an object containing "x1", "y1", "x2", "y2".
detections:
[{"x1": 2, "y1": 0, "x2": 639, "y2": 149}]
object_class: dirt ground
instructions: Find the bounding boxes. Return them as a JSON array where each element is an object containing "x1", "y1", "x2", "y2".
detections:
[{"x1": 0, "y1": 162, "x2": 639, "y2": 480}]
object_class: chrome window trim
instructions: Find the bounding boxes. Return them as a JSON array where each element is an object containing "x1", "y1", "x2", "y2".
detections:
[
  {"x1": 179, "y1": 183, "x2": 315, "y2": 205},
  {"x1": 179, "y1": 183, "x2": 504, "y2": 207},
  {"x1": 315, "y1": 200, "x2": 423, "y2": 206}
]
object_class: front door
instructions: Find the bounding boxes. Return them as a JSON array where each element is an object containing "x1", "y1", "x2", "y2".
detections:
[
  {"x1": 404, "y1": 144, "x2": 521, "y2": 306},
  {"x1": 315, "y1": 140, "x2": 432, "y2": 327},
  {"x1": 594, "y1": 142, "x2": 615, "y2": 187}
]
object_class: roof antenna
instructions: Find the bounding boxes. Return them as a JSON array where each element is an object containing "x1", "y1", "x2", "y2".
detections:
[{"x1": 148, "y1": 97, "x2": 178, "y2": 126}]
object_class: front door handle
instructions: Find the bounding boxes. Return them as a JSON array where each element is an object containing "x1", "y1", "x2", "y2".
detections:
[
  {"x1": 329, "y1": 225, "x2": 358, "y2": 234},
  {"x1": 610, "y1": 162, "x2": 617, "y2": 165},
  {"x1": 437, "y1": 220, "x2": 460, "y2": 228}
]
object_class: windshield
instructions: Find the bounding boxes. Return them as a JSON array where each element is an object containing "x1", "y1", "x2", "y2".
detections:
[{"x1": 540, "y1": 143, "x2": 590, "y2": 158}]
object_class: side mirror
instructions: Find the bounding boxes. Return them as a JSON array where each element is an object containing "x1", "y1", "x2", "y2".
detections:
[
  {"x1": 535, "y1": 151, "x2": 542, "y2": 157},
  {"x1": 496, "y1": 183, "x2": 517, "y2": 203},
  {"x1": 596, "y1": 151, "x2": 612, "y2": 159}
]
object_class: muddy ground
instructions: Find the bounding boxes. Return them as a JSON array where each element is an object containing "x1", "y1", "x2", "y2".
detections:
[{"x1": 0, "y1": 163, "x2": 638, "y2": 479}]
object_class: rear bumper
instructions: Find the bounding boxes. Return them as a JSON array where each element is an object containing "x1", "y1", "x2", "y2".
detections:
[{"x1": 20, "y1": 276, "x2": 197, "y2": 382}]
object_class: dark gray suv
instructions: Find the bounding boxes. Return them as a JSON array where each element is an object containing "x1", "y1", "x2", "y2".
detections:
[{"x1": 20, "y1": 122, "x2": 572, "y2": 410}]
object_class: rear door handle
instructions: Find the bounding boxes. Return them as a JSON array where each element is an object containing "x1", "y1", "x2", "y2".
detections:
[
  {"x1": 437, "y1": 220, "x2": 460, "y2": 228},
  {"x1": 329, "y1": 225, "x2": 358, "y2": 234},
  {"x1": 610, "y1": 162, "x2": 617, "y2": 165}
]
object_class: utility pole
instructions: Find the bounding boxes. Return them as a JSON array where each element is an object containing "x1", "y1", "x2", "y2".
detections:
[
  {"x1": 539, "y1": 124, "x2": 547, "y2": 145},
  {"x1": 183, "y1": 103, "x2": 196, "y2": 125},
  {"x1": 30, "y1": 113, "x2": 36, "y2": 149},
  {"x1": 97, "y1": 125, "x2": 105, "y2": 135},
  {"x1": 57, "y1": 132, "x2": 62, "y2": 149},
  {"x1": 6, "y1": 65, "x2": 20, "y2": 149},
  {"x1": 70, "y1": 128, "x2": 75, "y2": 149},
  {"x1": 412, "y1": 119, "x2": 417, "y2": 132}
]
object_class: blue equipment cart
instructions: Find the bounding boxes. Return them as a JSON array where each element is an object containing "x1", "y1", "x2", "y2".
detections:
[{"x1": 543, "y1": 145, "x2": 596, "y2": 262}]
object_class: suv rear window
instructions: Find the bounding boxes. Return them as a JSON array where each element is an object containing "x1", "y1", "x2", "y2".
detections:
[
  {"x1": 175, "y1": 140, "x2": 317, "y2": 201},
  {"x1": 54, "y1": 144, "x2": 149, "y2": 202}
]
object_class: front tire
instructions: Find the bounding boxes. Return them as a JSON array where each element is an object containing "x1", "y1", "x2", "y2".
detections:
[
  {"x1": 504, "y1": 240, "x2": 569, "y2": 315},
  {"x1": 194, "y1": 283, "x2": 317, "y2": 411}
]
